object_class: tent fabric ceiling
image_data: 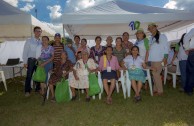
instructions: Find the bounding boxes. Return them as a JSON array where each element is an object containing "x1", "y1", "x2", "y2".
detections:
[{"x1": 62, "y1": 0, "x2": 194, "y2": 40}]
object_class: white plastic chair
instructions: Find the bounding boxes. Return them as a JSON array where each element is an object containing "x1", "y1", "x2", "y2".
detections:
[
  {"x1": 163, "y1": 63, "x2": 181, "y2": 88},
  {"x1": 97, "y1": 71, "x2": 103, "y2": 99},
  {"x1": 116, "y1": 70, "x2": 127, "y2": 99},
  {"x1": 145, "y1": 69, "x2": 153, "y2": 96},
  {"x1": 0, "y1": 71, "x2": 7, "y2": 91},
  {"x1": 98, "y1": 70, "x2": 127, "y2": 99},
  {"x1": 125, "y1": 69, "x2": 153, "y2": 97}
]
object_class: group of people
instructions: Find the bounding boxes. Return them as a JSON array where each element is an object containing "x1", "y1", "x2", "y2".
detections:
[
  {"x1": 167, "y1": 28, "x2": 194, "y2": 95},
  {"x1": 23, "y1": 23, "x2": 194, "y2": 104}
]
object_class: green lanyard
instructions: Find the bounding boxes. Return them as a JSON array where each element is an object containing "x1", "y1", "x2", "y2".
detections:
[
  {"x1": 85, "y1": 64, "x2": 88, "y2": 69},
  {"x1": 84, "y1": 60, "x2": 88, "y2": 69}
]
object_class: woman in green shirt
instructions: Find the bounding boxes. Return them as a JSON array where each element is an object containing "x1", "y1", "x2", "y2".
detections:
[{"x1": 113, "y1": 37, "x2": 127, "y2": 78}]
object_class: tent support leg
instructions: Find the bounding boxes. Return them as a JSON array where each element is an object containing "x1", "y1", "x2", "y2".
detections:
[{"x1": 63, "y1": 24, "x2": 65, "y2": 38}]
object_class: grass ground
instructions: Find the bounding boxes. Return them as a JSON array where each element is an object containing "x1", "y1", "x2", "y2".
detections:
[{"x1": 0, "y1": 76, "x2": 194, "y2": 126}]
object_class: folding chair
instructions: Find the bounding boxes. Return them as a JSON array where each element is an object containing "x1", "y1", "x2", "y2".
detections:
[
  {"x1": 98, "y1": 70, "x2": 127, "y2": 99},
  {"x1": 164, "y1": 63, "x2": 181, "y2": 88}
]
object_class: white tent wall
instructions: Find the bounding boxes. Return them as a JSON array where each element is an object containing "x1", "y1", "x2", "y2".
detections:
[
  {"x1": 86, "y1": 23, "x2": 194, "y2": 48},
  {"x1": 0, "y1": 14, "x2": 30, "y2": 25},
  {"x1": 0, "y1": 41, "x2": 26, "y2": 79},
  {"x1": 0, "y1": 41, "x2": 25, "y2": 64},
  {"x1": 0, "y1": 25, "x2": 32, "y2": 41}
]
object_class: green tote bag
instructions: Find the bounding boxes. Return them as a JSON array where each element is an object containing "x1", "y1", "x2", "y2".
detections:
[
  {"x1": 32, "y1": 66, "x2": 46, "y2": 83},
  {"x1": 55, "y1": 78, "x2": 71, "y2": 103},
  {"x1": 88, "y1": 73, "x2": 101, "y2": 96}
]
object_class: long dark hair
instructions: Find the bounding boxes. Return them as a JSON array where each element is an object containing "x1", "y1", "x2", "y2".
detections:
[
  {"x1": 153, "y1": 30, "x2": 160, "y2": 43},
  {"x1": 131, "y1": 46, "x2": 140, "y2": 56},
  {"x1": 116, "y1": 37, "x2": 122, "y2": 42},
  {"x1": 95, "y1": 36, "x2": 102, "y2": 41},
  {"x1": 178, "y1": 33, "x2": 186, "y2": 47},
  {"x1": 104, "y1": 46, "x2": 113, "y2": 55},
  {"x1": 81, "y1": 38, "x2": 87, "y2": 44},
  {"x1": 42, "y1": 36, "x2": 49, "y2": 41},
  {"x1": 116, "y1": 37, "x2": 122, "y2": 46}
]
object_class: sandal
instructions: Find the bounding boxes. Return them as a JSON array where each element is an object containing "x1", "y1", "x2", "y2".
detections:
[
  {"x1": 134, "y1": 96, "x2": 141, "y2": 103},
  {"x1": 106, "y1": 97, "x2": 112, "y2": 105},
  {"x1": 50, "y1": 97, "x2": 56, "y2": 102}
]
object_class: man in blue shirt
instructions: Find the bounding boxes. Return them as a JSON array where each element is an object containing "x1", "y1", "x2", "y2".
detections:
[
  {"x1": 65, "y1": 38, "x2": 76, "y2": 65},
  {"x1": 23, "y1": 26, "x2": 42, "y2": 97}
]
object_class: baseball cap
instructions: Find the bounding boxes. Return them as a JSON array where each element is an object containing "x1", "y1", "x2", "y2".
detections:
[{"x1": 55, "y1": 33, "x2": 61, "y2": 38}]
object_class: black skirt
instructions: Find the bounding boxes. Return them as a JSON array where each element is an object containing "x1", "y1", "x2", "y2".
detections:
[{"x1": 101, "y1": 70, "x2": 118, "y2": 80}]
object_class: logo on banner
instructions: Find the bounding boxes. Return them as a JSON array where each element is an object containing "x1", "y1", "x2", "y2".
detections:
[{"x1": 129, "y1": 21, "x2": 140, "y2": 30}]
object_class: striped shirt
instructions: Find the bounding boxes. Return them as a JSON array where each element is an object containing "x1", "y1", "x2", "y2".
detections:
[{"x1": 53, "y1": 43, "x2": 64, "y2": 65}]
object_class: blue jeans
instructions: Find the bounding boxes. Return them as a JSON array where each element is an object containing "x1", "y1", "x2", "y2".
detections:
[
  {"x1": 179, "y1": 60, "x2": 187, "y2": 88},
  {"x1": 184, "y1": 51, "x2": 194, "y2": 93},
  {"x1": 25, "y1": 58, "x2": 40, "y2": 93}
]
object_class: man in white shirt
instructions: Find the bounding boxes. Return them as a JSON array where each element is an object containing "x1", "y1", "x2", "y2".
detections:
[
  {"x1": 23, "y1": 26, "x2": 42, "y2": 97},
  {"x1": 183, "y1": 28, "x2": 194, "y2": 95}
]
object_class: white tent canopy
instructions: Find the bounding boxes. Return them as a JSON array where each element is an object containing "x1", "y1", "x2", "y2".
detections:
[
  {"x1": 62, "y1": 0, "x2": 194, "y2": 40},
  {"x1": 0, "y1": 0, "x2": 55, "y2": 41}
]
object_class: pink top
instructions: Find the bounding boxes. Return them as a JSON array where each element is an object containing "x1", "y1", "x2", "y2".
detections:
[{"x1": 99, "y1": 55, "x2": 120, "y2": 71}]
